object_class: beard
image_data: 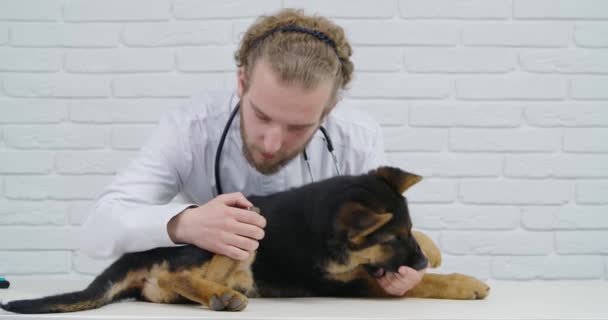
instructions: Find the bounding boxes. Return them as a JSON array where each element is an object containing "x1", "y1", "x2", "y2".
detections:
[{"x1": 240, "y1": 112, "x2": 316, "y2": 175}]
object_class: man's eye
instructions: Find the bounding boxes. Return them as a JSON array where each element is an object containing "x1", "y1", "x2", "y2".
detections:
[
  {"x1": 288, "y1": 126, "x2": 308, "y2": 133},
  {"x1": 256, "y1": 113, "x2": 270, "y2": 122}
]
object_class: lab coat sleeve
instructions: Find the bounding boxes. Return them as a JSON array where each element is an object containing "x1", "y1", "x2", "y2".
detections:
[{"x1": 80, "y1": 109, "x2": 196, "y2": 259}]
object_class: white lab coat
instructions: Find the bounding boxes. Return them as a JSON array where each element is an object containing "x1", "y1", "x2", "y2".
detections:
[{"x1": 80, "y1": 91, "x2": 387, "y2": 259}]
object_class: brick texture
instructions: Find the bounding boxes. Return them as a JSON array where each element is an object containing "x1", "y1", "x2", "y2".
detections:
[{"x1": 0, "y1": 1, "x2": 605, "y2": 281}]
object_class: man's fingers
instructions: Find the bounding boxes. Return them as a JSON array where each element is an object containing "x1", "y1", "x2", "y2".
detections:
[
  {"x1": 377, "y1": 270, "x2": 415, "y2": 296},
  {"x1": 379, "y1": 275, "x2": 400, "y2": 295},
  {"x1": 377, "y1": 275, "x2": 390, "y2": 288},
  {"x1": 378, "y1": 272, "x2": 396, "y2": 287},
  {"x1": 377, "y1": 267, "x2": 427, "y2": 296},
  {"x1": 220, "y1": 244, "x2": 250, "y2": 261},
  {"x1": 399, "y1": 266, "x2": 426, "y2": 282},
  {"x1": 229, "y1": 207, "x2": 267, "y2": 229},
  {"x1": 232, "y1": 221, "x2": 265, "y2": 240},
  {"x1": 192, "y1": 240, "x2": 249, "y2": 261},
  {"x1": 385, "y1": 271, "x2": 399, "y2": 284},
  {"x1": 219, "y1": 192, "x2": 253, "y2": 209},
  {"x1": 221, "y1": 232, "x2": 259, "y2": 252}
]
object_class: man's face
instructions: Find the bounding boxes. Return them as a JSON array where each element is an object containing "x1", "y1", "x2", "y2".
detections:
[{"x1": 237, "y1": 61, "x2": 334, "y2": 175}]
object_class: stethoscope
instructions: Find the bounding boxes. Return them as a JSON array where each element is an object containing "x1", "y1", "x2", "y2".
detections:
[{"x1": 214, "y1": 101, "x2": 342, "y2": 195}]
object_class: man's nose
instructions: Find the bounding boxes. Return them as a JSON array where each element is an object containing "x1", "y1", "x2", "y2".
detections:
[{"x1": 263, "y1": 125, "x2": 283, "y2": 154}]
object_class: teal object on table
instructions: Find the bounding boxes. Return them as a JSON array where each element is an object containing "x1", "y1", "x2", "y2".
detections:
[{"x1": 0, "y1": 277, "x2": 9, "y2": 289}]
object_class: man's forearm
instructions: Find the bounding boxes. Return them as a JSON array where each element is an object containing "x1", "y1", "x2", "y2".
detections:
[{"x1": 80, "y1": 201, "x2": 196, "y2": 258}]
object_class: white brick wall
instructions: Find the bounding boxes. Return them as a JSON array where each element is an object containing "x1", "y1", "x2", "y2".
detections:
[{"x1": 0, "y1": 0, "x2": 606, "y2": 281}]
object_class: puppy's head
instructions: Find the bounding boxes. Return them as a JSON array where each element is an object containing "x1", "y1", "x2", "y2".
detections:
[{"x1": 325, "y1": 166, "x2": 427, "y2": 280}]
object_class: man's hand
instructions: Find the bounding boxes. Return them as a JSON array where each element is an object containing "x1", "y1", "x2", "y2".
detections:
[
  {"x1": 167, "y1": 192, "x2": 266, "y2": 261},
  {"x1": 377, "y1": 266, "x2": 425, "y2": 296}
]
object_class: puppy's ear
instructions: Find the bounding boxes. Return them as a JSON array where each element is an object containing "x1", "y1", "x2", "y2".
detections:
[
  {"x1": 371, "y1": 166, "x2": 422, "y2": 194},
  {"x1": 338, "y1": 203, "x2": 393, "y2": 247}
]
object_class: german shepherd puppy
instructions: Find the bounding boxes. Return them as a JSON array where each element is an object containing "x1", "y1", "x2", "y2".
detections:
[{"x1": 1, "y1": 166, "x2": 489, "y2": 314}]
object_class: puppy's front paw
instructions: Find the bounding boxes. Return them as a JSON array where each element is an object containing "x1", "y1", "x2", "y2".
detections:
[{"x1": 444, "y1": 273, "x2": 490, "y2": 300}]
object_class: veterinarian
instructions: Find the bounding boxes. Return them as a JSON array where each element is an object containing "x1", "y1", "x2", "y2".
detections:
[{"x1": 80, "y1": 8, "x2": 424, "y2": 296}]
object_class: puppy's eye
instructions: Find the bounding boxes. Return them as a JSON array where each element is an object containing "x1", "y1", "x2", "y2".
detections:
[
  {"x1": 395, "y1": 233, "x2": 408, "y2": 241},
  {"x1": 380, "y1": 234, "x2": 398, "y2": 243}
]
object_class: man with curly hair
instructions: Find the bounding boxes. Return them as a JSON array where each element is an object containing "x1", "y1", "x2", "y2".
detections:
[{"x1": 81, "y1": 8, "x2": 424, "y2": 297}]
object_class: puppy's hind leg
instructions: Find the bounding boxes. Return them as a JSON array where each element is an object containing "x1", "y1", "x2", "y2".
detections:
[{"x1": 158, "y1": 272, "x2": 248, "y2": 311}]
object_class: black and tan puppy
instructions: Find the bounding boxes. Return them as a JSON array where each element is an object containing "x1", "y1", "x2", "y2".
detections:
[{"x1": 1, "y1": 166, "x2": 489, "y2": 314}]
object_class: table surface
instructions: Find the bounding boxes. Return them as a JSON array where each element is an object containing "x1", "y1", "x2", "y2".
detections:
[{"x1": 1, "y1": 278, "x2": 607, "y2": 319}]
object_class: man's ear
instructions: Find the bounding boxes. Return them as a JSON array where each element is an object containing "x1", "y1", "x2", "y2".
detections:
[
  {"x1": 371, "y1": 166, "x2": 422, "y2": 194},
  {"x1": 320, "y1": 100, "x2": 338, "y2": 123},
  {"x1": 338, "y1": 203, "x2": 393, "y2": 247},
  {"x1": 237, "y1": 67, "x2": 247, "y2": 98}
]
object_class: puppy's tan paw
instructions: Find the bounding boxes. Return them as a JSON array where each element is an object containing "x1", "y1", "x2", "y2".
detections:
[{"x1": 444, "y1": 273, "x2": 490, "y2": 300}]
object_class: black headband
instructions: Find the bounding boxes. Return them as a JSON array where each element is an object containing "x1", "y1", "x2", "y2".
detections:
[{"x1": 252, "y1": 25, "x2": 338, "y2": 54}]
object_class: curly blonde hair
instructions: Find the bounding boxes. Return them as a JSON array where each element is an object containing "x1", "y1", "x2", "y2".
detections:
[{"x1": 235, "y1": 8, "x2": 354, "y2": 105}]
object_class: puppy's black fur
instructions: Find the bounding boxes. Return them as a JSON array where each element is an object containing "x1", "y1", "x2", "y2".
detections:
[
  {"x1": 2, "y1": 166, "x2": 487, "y2": 314},
  {"x1": 249, "y1": 166, "x2": 427, "y2": 297}
]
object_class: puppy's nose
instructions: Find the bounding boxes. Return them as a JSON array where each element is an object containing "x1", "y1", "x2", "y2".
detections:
[
  {"x1": 410, "y1": 243, "x2": 428, "y2": 270},
  {"x1": 411, "y1": 255, "x2": 428, "y2": 271}
]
